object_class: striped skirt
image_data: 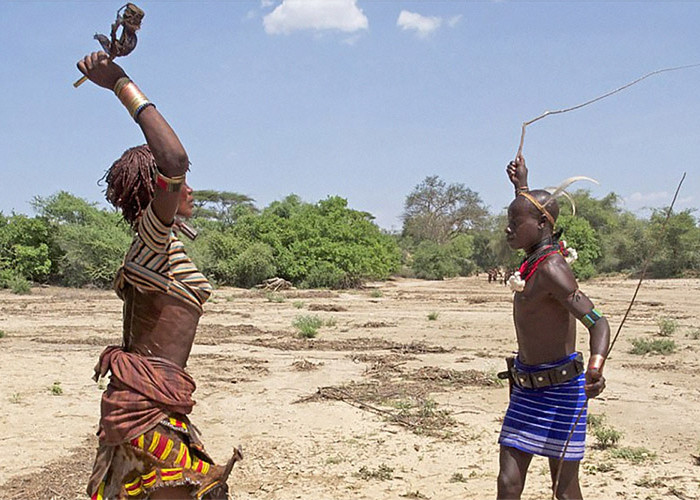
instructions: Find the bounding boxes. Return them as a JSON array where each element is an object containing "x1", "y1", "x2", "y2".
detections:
[
  {"x1": 90, "y1": 418, "x2": 233, "y2": 499},
  {"x1": 498, "y1": 352, "x2": 587, "y2": 461}
]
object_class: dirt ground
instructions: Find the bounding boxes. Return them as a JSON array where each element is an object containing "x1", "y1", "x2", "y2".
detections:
[{"x1": 0, "y1": 276, "x2": 698, "y2": 500}]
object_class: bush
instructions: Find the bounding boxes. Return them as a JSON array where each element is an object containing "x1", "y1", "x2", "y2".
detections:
[
  {"x1": 629, "y1": 338, "x2": 676, "y2": 355},
  {"x1": 55, "y1": 222, "x2": 131, "y2": 287},
  {"x1": 410, "y1": 234, "x2": 476, "y2": 280},
  {"x1": 0, "y1": 213, "x2": 55, "y2": 282},
  {"x1": 609, "y1": 446, "x2": 656, "y2": 463},
  {"x1": 232, "y1": 242, "x2": 277, "y2": 288},
  {"x1": 8, "y1": 273, "x2": 31, "y2": 294},
  {"x1": 199, "y1": 232, "x2": 276, "y2": 288},
  {"x1": 593, "y1": 426, "x2": 622, "y2": 449},
  {"x1": 557, "y1": 215, "x2": 601, "y2": 281},
  {"x1": 196, "y1": 195, "x2": 399, "y2": 289},
  {"x1": 656, "y1": 317, "x2": 678, "y2": 337},
  {"x1": 33, "y1": 192, "x2": 132, "y2": 287},
  {"x1": 303, "y1": 261, "x2": 349, "y2": 289},
  {"x1": 293, "y1": 315, "x2": 323, "y2": 338},
  {"x1": 412, "y1": 241, "x2": 461, "y2": 280}
]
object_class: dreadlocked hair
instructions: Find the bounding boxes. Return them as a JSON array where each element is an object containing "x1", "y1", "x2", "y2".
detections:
[{"x1": 102, "y1": 144, "x2": 157, "y2": 226}]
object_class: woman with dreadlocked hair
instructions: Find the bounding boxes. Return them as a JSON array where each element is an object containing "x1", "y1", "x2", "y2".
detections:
[
  {"x1": 102, "y1": 145, "x2": 157, "y2": 226},
  {"x1": 78, "y1": 52, "x2": 241, "y2": 500}
]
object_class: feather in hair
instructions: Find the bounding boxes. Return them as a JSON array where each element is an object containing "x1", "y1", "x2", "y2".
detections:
[{"x1": 543, "y1": 176, "x2": 599, "y2": 210}]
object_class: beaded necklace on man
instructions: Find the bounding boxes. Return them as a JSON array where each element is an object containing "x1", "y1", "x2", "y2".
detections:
[{"x1": 518, "y1": 239, "x2": 564, "y2": 283}]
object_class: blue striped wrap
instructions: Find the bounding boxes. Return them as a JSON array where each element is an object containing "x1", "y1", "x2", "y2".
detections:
[{"x1": 498, "y1": 352, "x2": 587, "y2": 461}]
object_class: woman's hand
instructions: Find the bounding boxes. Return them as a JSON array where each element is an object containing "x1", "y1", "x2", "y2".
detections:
[
  {"x1": 506, "y1": 153, "x2": 528, "y2": 191},
  {"x1": 76, "y1": 51, "x2": 127, "y2": 91}
]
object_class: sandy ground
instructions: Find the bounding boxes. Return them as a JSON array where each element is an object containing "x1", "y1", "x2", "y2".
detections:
[{"x1": 0, "y1": 276, "x2": 699, "y2": 500}]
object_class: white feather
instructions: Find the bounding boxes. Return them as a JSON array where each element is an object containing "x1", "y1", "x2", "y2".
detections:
[
  {"x1": 544, "y1": 176, "x2": 599, "y2": 209},
  {"x1": 544, "y1": 187, "x2": 577, "y2": 215}
]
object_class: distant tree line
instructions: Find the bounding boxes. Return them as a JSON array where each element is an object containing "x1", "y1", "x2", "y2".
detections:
[{"x1": 1, "y1": 179, "x2": 698, "y2": 293}]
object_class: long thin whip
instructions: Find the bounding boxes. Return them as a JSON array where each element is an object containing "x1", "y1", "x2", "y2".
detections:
[
  {"x1": 517, "y1": 63, "x2": 700, "y2": 157},
  {"x1": 551, "y1": 172, "x2": 686, "y2": 499}
]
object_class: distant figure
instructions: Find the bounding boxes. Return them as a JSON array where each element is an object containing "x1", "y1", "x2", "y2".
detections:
[
  {"x1": 497, "y1": 154, "x2": 610, "y2": 500},
  {"x1": 487, "y1": 267, "x2": 502, "y2": 283},
  {"x1": 78, "y1": 52, "x2": 241, "y2": 500}
]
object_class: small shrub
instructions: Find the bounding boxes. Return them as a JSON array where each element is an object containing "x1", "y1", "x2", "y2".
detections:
[
  {"x1": 400, "y1": 492, "x2": 428, "y2": 499},
  {"x1": 370, "y1": 289, "x2": 383, "y2": 298},
  {"x1": 50, "y1": 381, "x2": 63, "y2": 396},
  {"x1": 629, "y1": 338, "x2": 676, "y2": 355},
  {"x1": 293, "y1": 301, "x2": 305, "y2": 309},
  {"x1": 324, "y1": 317, "x2": 337, "y2": 327},
  {"x1": 609, "y1": 446, "x2": 655, "y2": 463},
  {"x1": 303, "y1": 262, "x2": 348, "y2": 289},
  {"x1": 293, "y1": 315, "x2": 323, "y2": 338},
  {"x1": 634, "y1": 477, "x2": 665, "y2": 488},
  {"x1": 656, "y1": 317, "x2": 678, "y2": 337},
  {"x1": 593, "y1": 426, "x2": 622, "y2": 449},
  {"x1": 583, "y1": 462, "x2": 615, "y2": 474},
  {"x1": 265, "y1": 292, "x2": 285, "y2": 303},
  {"x1": 325, "y1": 455, "x2": 345, "y2": 465},
  {"x1": 450, "y1": 472, "x2": 468, "y2": 483},
  {"x1": 587, "y1": 413, "x2": 605, "y2": 430},
  {"x1": 427, "y1": 312, "x2": 439, "y2": 321},
  {"x1": 8, "y1": 274, "x2": 31, "y2": 295},
  {"x1": 355, "y1": 463, "x2": 394, "y2": 481},
  {"x1": 687, "y1": 328, "x2": 700, "y2": 340},
  {"x1": 0, "y1": 330, "x2": 5, "y2": 339},
  {"x1": 9, "y1": 393, "x2": 22, "y2": 404}
]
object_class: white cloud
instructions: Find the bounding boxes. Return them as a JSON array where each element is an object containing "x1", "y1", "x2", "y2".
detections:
[
  {"x1": 397, "y1": 10, "x2": 442, "y2": 38},
  {"x1": 448, "y1": 15, "x2": 463, "y2": 28},
  {"x1": 263, "y1": 0, "x2": 368, "y2": 35},
  {"x1": 625, "y1": 191, "x2": 670, "y2": 204},
  {"x1": 623, "y1": 192, "x2": 694, "y2": 212}
]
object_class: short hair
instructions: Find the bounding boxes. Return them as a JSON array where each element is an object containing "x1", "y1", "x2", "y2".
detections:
[
  {"x1": 101, "y1": 144, "x2": 157, "y2": 226},
  {"x1": 511, "y1": 189, "x2": 560, "y2": 226}
]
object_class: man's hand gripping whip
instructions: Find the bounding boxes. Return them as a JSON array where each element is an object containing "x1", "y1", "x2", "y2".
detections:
[
  {"x1": 73, "y1": 3, "x2": 145, "y2": 88},
  {"x1": 551, "y1": 173, "x2": 687, "y2": 500}
]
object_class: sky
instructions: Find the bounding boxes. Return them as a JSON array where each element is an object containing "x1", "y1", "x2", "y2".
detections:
[{"x1": 1, "y1": 0, "x2": 698, "y2": 231}]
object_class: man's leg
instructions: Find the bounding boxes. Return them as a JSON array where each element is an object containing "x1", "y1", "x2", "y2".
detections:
[
  {"x1": 548, "y1": 458, "x2": 582, "y2": 500},
  {"x1": 497, "y1": 445, "x2": 533, "y2": 500}
]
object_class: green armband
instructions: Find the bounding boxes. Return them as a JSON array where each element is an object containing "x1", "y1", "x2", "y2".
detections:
[{"x1": 580, "y1": 309, "x2": 603, "y2": 329}]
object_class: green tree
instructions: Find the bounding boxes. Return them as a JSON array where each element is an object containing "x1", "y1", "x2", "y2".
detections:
[
  {"x1": 33, "y1": 192, "x2": 132, "y2": 287},
  {"x1": 0, "y1": 213, "x2": 55, "y2": 283},
  {"x1": 648, "y1": 209, "x2": 700, "y2": 278},
  {"x1": 193, "y1": 194, "x2": 400, "y2": 288},
  {"x1": 191, "y1": 190, "x2": 256, "y2": 225},
  {"x1": 557, "y1": 214, "x2": 601, "y2": 280},
  {"x1": 402, "y1": 176, "x2": 489, "y2": 244}
]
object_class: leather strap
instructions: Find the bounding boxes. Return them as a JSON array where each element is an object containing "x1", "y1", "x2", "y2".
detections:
[{"x1": 504, "y1": 353, "x2": 584, "y2": 389}]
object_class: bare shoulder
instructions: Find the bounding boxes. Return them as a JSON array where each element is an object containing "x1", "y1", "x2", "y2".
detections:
[{"x1": 537, "y1": 253, "x2": 578, "y2": 300}]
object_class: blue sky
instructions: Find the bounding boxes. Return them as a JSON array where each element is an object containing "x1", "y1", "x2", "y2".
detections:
[{"x1": 1, "y1": 1, "x2": 698, "y2": 230}]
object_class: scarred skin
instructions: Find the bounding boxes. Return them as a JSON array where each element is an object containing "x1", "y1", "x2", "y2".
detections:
[
  {"x1": 77, "y1": 51, "x2": 197, "y2": 500},
  {"x1": 497, "y1": 154, "x2": 611, "y2": 500}
]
